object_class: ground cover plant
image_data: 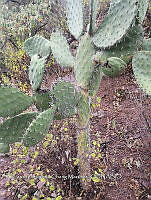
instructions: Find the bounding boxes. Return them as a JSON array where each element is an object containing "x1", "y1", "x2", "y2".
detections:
[
  {"x1": 0, "y1": 0, "x2": 65, "y2": 90},
  {"x1": 0, "y1": 0, "x2": 151, "y2": 199}
]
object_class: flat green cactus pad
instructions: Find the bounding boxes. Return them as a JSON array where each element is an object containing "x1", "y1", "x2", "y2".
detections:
[
  {"x1": 34, "y1": 90, "x2": 53, "y2": 111},
  {"x1": 0, "y1": 87, "x2": 33, "y2": 118},
  {"x1": 0, "y1": 112, "x2": 38, "y2": 144},
  {"x1": 102, "y1": 57, "x2": 127, "y2": 77},
  {"x1": 132, "y1": 51, "x2": 151, "y2": 95},
  {"x1": 138, "y1": 0, "x2": 149, "y2": 23},
  {"x1": 92, "y1": 0, "x2": 137, "y2": 48},
  {"x1": 0, "y1": 143, "x2": 10, "y2": 154},
  {"x1": 75, "y1": 34, "x2": 95, "y2": 88},
  {"x1": 142, "y1": 38, "x2": 151, "y2": 51},
  {"x1": 24, "y1": 35, "x2": 51, "y2": 57},
  {"x1": 108, "y1": 0, "x2": 121, "y2": 12},
  {"x1": 23, "y1": 107, "x2": 56, "y2": 147},
  {"x1": 101, "y1": 24, "x2": 144, "y2": 64},
  {"x1": 50, "y1": 31, "x2": 75, "y2": 67},
  {"x1": 29, "y1": 55, "x2": 46, "y2": 91},
  {"x1": 51, "y1": 81, "x2": 80, "y2": 118},
  {"x1": 66, "y1": 0, "x2": 83, "y2": 39}
]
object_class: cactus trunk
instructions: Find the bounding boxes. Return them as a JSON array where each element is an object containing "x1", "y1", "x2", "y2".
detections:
[{"x1": 77, "y1": 91, "x2": 91, "y2": 190}]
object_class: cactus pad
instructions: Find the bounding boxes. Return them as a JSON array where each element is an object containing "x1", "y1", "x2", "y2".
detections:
[
  {"x1": 109, "y1": 0, "x2": 121, "y2": 12},
  {"x1": 132, "y1": 51, "x2": 151, "y2": 95},
  {"x1": 50, "y1": 31, "x2": 75, "y2": 67},
  {"x1": 29, "y1": 55, "x2": 46, "y2": 91},
  {"x1": 66, "y1": 0, "x2": 83, "y2": 39},
  {"x1": 0, "y1": 112, "x2": 38, "y2": 144},
  {"x1": 75, "y1": 34, "x2": 95, "y2": 89},
  {"x1": 0, "y1": 143, "x2": 10, "y2": 154},
  {"x1": 24, "y1": 35, "x2": 51, "y2": 57},
  {"x1": 142, "y1": 38, "x2": 151, "y2": 51},
  {"x1": 138, "y1": 0, "x2": 149, "y2": 23},
  {"x1": 51, "y1": 81, "x2": 80, "y2": 118},
  {"x1": 34, "y1": 90, "x2": 53, "y2": 111},
  {"x1": 23, "y1": 107, "x2": 56, "y2": 147},
  {"x1": 0, "y1": 87, "x2": 33, "y2": 118},
  {"x1": 100, "y1": 24, "x2": 143, "y2": 64},
  {"x1": 92, "y1": 0, "x2": 137, "y2": 48},
  {"x1": 102, "y1": 57, "x2": 127, "y2": 77}
]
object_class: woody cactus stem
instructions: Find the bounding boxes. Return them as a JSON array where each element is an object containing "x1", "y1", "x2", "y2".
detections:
[{"x1": 77, "y1": 91, "x2": 91, "y2": 190}]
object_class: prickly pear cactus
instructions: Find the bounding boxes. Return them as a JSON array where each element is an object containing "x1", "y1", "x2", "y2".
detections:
[
  {"x1": 142, "y1": 38, "x2": 151, "y2": 51},
  {"x1": 66, "y1": 0, "x2": 83, "y2": 39},
  {"x1": 34, "y1": 90, "x2": 53, "y2": 112},
  {"x1": 75, "y1": 34, "x2": 95, "y2": 88},
  {"x1": 23, "y1": 107, "x2": 56, "y2": 147},
  {"x1": 101, "y1": 24, "x2": 144, "y2": 64},
  {"x1": 0, "y1": 0, "x2": 150, "y2": 192},
  {"x1": 50, "y1": 31, "x2": 75, "y2": 67},
  {"x1": 51, "y1": 81, "x2": 80, "y2": 118},
  {"x1": 0, "y1": 143, "x2": 10, "y2": 154},
  {"x1": 90, "y1": 0, "x2": 100, "y2": 33},
  {"x1": 0, "y1": 87, "x2": 33, "y2": 118},
  {"x1": 24, "y1": 35, "x2": 51, "y2": 57},
  {"x1": 92, "y1": 0, "x2": 137, "y2": 48},
  {"x1": 132, "y1": 51, "x2": 151, "y2": 95},
  {"x1": 29, "y1": 55, "x2": 47, "y2": 91},
  {"x1": 93, "y1": 52, "x2": 127, "y2": 77},
  {"x1": 138, "y1": 0, "x2": 149, "y2": 23},
  {"x1": 102, "y1": 57, "x2": 127, "y2": 77},
  {"x1": 24, "y1": 36, "x2": 52, "y2": 91},
  {"x1": 0, "y1": 112, "x2": 38, "y2": 144}
]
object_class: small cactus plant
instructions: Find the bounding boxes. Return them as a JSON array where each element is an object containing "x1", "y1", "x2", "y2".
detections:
[{"x1": 0, "y1": 0, "x2": 151, "y2": 192}]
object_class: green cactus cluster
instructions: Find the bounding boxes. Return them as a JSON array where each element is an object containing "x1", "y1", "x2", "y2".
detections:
[
  {"x1": 0, "y1": 81, "x2": 80, "y2": 147},
  {"x1": 21, "y1": 0, "x2": 151, "y2": 95},
  {"x1": 0, "y1": 0, "x2": 151, "y2": 190}
]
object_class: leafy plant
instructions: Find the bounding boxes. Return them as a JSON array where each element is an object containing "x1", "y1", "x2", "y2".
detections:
[
  {"x1": 0, "y1": 0, "x2": 151, "y2": 192},
  {"x1": 0, "y1": 0, "x2": 52, "y2": 41}
]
